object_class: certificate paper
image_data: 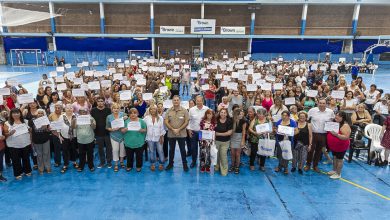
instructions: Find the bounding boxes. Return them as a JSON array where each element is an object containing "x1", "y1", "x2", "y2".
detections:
[
  {"x1": 255, "y1": 123, "x2": 271, "y2": 133},
  {"x1": 17, "y1": 93, "x2": 34, "y2": 104},
  {"x1": 201, "y1": 130, "x2": 215, "y2": 140},
  {"x1": 77, "y1": 115, "x2": 91, "y2": 125},
  {"x1": 111, "y1": 119, "x2": 124, "y2": 129},
  {"x1": 50, "y1": 121, "x2": 65, "y2": 130},
  {"x1": 33, "y1": 116, "x2": 50, "y2": 128},
  {"x1": 324, "y1": 121, "x2": 340, "y2": 132},
  {"x1": 284, "y1": 97, "x2": 296, "y2": 105},
  {"x1": 13, "y1": 124, "x2": 29, "y2": 136},
  {"x1": 120, "y1": 91, "x2": 132, "y2": 101},
  {"x1": 277, "y1": 125, "x2": 294, "y2": 136},
  {"x1": 127, "y1": 121, "x2": 141, "y2": 131}
]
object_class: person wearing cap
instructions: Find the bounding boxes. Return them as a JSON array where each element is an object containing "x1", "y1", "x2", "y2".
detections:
[{"x1": 72, "y1": 107, "x2": 96, "y2": 172}]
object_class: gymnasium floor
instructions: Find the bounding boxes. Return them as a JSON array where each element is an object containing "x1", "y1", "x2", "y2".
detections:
[{"x1": 0, "y1": 65, "x2": 390, "y2": 220}]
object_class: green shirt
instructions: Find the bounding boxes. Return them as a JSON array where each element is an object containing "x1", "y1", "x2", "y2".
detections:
[{"x1": 123, "y1": 118, "x2": 147, "y2": 148}]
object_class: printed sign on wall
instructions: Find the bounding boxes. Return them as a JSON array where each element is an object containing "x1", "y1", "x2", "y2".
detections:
[
  {"x1": 191, "y1": 19, "x2": 216, "y2": 34},
  {"x1": 220, "y1": 26, "x2": 246, "y2": 35},
  {"x1": 160, "y1": 26, "x2": 185, "y2": 34}
]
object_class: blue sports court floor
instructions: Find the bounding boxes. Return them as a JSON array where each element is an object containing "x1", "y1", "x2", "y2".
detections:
[{"x1": 1, "y1": 65, "x2": 390, "y2": 220}]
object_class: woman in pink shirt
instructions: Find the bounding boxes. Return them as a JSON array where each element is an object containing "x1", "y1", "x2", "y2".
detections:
[
  {"x1": 261, "y1": 90, "x2": 273, "y2": 112},
  {"x1": 72, "y1": 96, "x2": 91, "y2": 115}
]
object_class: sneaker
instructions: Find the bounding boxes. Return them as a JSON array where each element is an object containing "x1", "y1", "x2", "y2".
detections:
[
  {"x1": 330, "y1": 173, "x2": 341, "y2": 179},
  {"x1": 327, "y1": 170, "x2": 336, "y2": 176},
  {"x1": 15, "y1": 175, "x2": 22, "y2": 180},
  {"x1": 291, "y1": 167, "x2": 296, "y2": 173},
  {"x1": 60, "y1": 166, "x2": 67, "y2": 174},
  {"x1": 126, "y1": 167, "x2": 133, "y2": 172},
  {"x1": 136, "y1": 168, "x2": 142, "y2": 172},
  {"x1": 165, "y1": 164, "x2": 174, "y2": 171},
  {"x1": 33, "y1": 165, "x2": 38, "y2": 170},
  {"x1": 183, "y1": 164, "x2": 189, "y2": 172},
  {"x1": 97, "y1": 164, "x2": 104, "y2": 169},
  {"x1": 0, "y1": 175, "x2": 7, "y2": 182},
  {"x1": 200, "y1": 167, "x2": 205, "y2": 173},
  {"x1": 107, "y1": 164, "x2": 112, "y2": 169},
  {"x1": 260, "y1": 166, "x2": 266, "y2": 172},
  {"x1": 73, "y1": 162, "x2": 79, "y2": 169},
  {"x1": 77, "y1": 168, "x2": 83, "y2": 172},
  {"x1": 206, "y1": 167, "x2": 210, "y2": 173},
  {"x1": 25, "y1": 173, "x2": 32, "y2": 177},
  {"x1": 228, "y1": 166, "x2": 235, "y2": 172},
  {"x1": 90, "y1": 167, "x2": 95, "y2": 172},
  {"x1": 114, "y1": 165, "x2": 119, "y2": 172}
]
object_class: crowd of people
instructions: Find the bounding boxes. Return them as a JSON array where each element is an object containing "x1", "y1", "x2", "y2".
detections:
[{"x1": 0, "y1": 55, "x2": 389, "y2": 182}]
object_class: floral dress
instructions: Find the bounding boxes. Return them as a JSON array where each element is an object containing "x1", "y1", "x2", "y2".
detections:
[{"x1": 199, "y1": 119, "x2": 215, "y2": 168}]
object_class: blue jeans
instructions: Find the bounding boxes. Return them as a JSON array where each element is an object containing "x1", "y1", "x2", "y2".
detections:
[
  {"x1": 147, "y1": 141, "x2": 165, "y2": 165},
  {"x1": 190, "y1": 131, "x2": 200, "y2": 165},
  {"x1": 205, "y1": 98, "x2": 215, "y2": 111}
]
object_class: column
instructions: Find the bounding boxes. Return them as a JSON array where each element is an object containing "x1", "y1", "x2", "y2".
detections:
[
  {"x1": 300, "y1": 3, "x2": 308, "y2": 36},
  {"x1": 49, "y1": 2, "x2": 57, "y2": 51},
  {"x1": 150, "y1": 3, "x2": 155, "y2": 57},
  {"x1": 200, "y1": 3, "x2": 204, "y2": 58},
  {"x1": 351, "y1": 4, "x2": 360, "y2": 35},
  {"x1": 99, "y1": 2, "x2": 105, "y2": 34},
  {"x1": 248, "y1": 12, "x2": 255, "y2": 54}
]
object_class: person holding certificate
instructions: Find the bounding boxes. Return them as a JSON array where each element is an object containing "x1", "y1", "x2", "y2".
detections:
[
  {"x1": 60, "y1": 104, "x2": 78, "y2": 173},
  {"x1": 3, "y1": 108, "x2": 32, "y2": 180},
  {"x1": 106, "y1": 103, "x2": 126, "y2": 172},
  {"x1": 49, "y1": 103, "x2": 65, "y2": 167},
  {"x1": 274, "y1": 111, "x2": 298, "y2": 174},
  {"x1": 164, "y1": 95, "x2": 190, "y2": 172},
  {"x1": 29, "y1": 109, "x2": 51, "y2": 174},
  {"x1": 199, "y1": 109, "x2": 216, "y2": 173},
  {"x1": 229, "y1": 108, "x2": 247, "y2": 174},
  {"x1": 122, "y1": 108, "x2": 147, "y2": 172},
  {"x1": 72, "y1": 107, "x2": 96, "y2": 172},
  {"x1": 214, "y1": 108, "x2": 233, "y2": 176},
  {"x1": 293, "y1": 111, "x2": 313, "y2": 174},
  {"x1": 326, "y1": 111, "x2": 351, "y2": 179},
  {"x1": 248, "y1": 107, "x2": 273, "y2": 171},
  {"x1": 72, "y1": 96, "x2": 91, "y2": 115},
  {"x1": 144, "y1": 105, "x2": 166, "y2": 171}
]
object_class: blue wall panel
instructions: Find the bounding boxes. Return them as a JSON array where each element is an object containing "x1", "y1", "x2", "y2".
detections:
[
  {"x1": 251, "y1": 39, "x2": 343, "y2": 54},
  {"x1": 353, "y1": 40, "x2": 390, "y2": 54},
  {"x1": 56, "y1": 37, "x2": 152, "y2": 52},
  {"x1": 3, "y1": 37, "x2": 48, "y2": 52}
]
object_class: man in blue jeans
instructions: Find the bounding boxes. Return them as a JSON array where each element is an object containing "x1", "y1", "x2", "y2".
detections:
[{"x1": 188, "y1": 95, "x2": 208, "y2": 168}]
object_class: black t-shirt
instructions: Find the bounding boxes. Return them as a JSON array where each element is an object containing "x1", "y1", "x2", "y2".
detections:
[
  {"x1": 90, "y1": 107, "x2": 111, "y2": 137},
  {"x1": 215, "y1": 118, "x2": 233, "y2": 142},
  {"x1": 234, "y1": 118, "x2": 247, "y2": 133}
]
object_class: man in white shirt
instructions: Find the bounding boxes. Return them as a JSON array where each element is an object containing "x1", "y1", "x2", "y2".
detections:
[
  {"x1": 306, "y1": 98, "x2": 335, "y2": 173},
  {"x1": 373, "y1": 98, "x2": 389, "y2": 125},
  {"x1": 188, "y1": 95, "x2": 209, "y2": 168}
]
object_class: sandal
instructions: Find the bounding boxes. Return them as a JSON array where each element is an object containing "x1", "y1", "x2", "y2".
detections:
[
  {"x1": 114, "y1": 165, "x2": 119, "y2": 172},
  {"x1": 274, "y1": 167, "x2": 280, "y2": 172},
  {"x1": 73, "y1": 162, "x2": 79, "y2": 169},
  {"x1": 61, "y1": 166, "x2": 67, "y2": 174},
  {"x1": 234, "y1": 167, "x2": 240, "y2": 174},
  {"x1": 120, "y1": 162, "x2": 125, "y2": 168},
  {"x1": 284, "y1": 169, "x2": 289, "y2": 175}
]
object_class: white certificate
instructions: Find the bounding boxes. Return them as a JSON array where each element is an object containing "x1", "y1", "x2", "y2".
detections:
[
  {"x1": 85, "y1": 70, "x2": 94, "y2": 77},
  {"x1": 56, "y1": 67, "x2": 65, "y2": 72},
  {"x1": 159, "y1": 86, "x2": 168, "y2": 93},
  {"x1": 216, "y1": 74, "x2": 223, "y2": 79},
  {"x1": 324, "y1": 121, "x2": 340, "y2": 132},
  {"x1": 73, "y1": 77, "x2": 83, "y2": 85},
  {"x1": 307, "y1": 90, "x2": 318, "y2": 98},
  {"x1": 136, "y1": 78, "x2": 146, "y2": 86},
  {"x1": 100, "y1": 80, "x2": 112, "y2": 88},
  {"x1": 111, "y1": 118, "x2": 124, "y2": 129},
  {"x1": 261, "y1": 83, "x2": 272, "y2": 91},
  {"x1": 255, "y1": 123, "x2": 271, "y2": 133},
  {"x1": 17, "y1": 93, "x2": 34, "y2": 104},
  {"x1": 127, "y1": 121, "x2": 141, "y2": 131},
  {"x1": 191, "y1": 72, "x2": 198, "y2": 78},
  {"x1": 56, "y1": 83, "x2": 68, "y2": 91},
  {"x1": 220, "y1": 81, "x2": 228, "y2": 87},
  {"x1": 181, "y1": 101, "x2": 189, "y2": 109},
  {"x1": 77, "y1": 63, "x2": 83, "y2": 68},
  {"x1": 331, "y1": 91, "x2": 345, "y2": 100},
  {"x1": 65, "y1": 64, "x2": 72, "y2": 69},
  {"x1": 201, "y1": 84, "x2": 210, "y2": 91},
  {"x1": 277, "y1": 125, "x2": 294, "y2": 136},
  {"x1": 82, "y1": 61, "x2": 89, "y2": 67},
  {"x1": 284, "y1": 97, "x2": 296, "y2": 105},
  {"x1": 272, "y1": 114, "x2": 282, "y2": 122},
  {"x1": 201, "y1": 74, "x2": 209, "y2": 79},
  {"x1": 77, "y1": 115, "x2": 91, "y2": 125},
  {"x1": 201, "y1": 130, "x2": 215, "y2": 140},
  {"x1": 143, "y1": 93, "x2": 153, "y2": 101},
  {"x1": 273, "y1": 83, "x2": 283, "y2": 90},
  {"x1": 227, "y1": 82, "x2": 238, "y2": 90},
  {"x1": 232, "y1": 72, "x2": 239, "y2": 78},
  {"x1": 92, "y1": 61, "x2": 99, "y2": 66},
  {"x1": 49, "y1": 121, "x2": 65, "y2": 130},
  {"x1": 56, "y1": 76, "x2": 65, "y2": 83},
  {"x1": 0, "y1": 88, "x2": 10, "y2": 96},
  {"x1": 163, "y1": 100, "x2": 173, "y2": 109},
  {"x1": 246, "y1": 84, "x2": 258, "y2": 92},
  {"x1": 173, "y1": 72, "x2": 180, "y2": 77},
  {"x1": 72, "y1": 89, "x2": 85, "y2": 97},
  {"x1": 49, "y1": 71, "x2": 57, "y2": 78},
  {"x1": 120, "y1": 91, "x2": 132, "y2": 101},
  {"x1": 33, "y1": 116, "x2": 50, "y2": 128},
  {"x1": 113, "y1": 74, "x2": 123, "y2": 81},
  {"x1": 88, "y1": 81, "x2": 101, "y2": 90},
  {"x1": 13, "y1": 124, "x2": 29, "y2": 136}
]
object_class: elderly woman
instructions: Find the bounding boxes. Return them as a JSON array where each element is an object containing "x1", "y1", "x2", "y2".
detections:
[
  {"x1": 29, "y1": 109, "x2": 51, "y2": 174},
  {"x1": 270, "y1": 97, "x2": 288, "y2": 123},
  {"x1": 144, "y1": 105, "x2": 166, "y2": 171},
  {"x1": 72, "y1": 107, "x2": 96, "y2": 172},
  {"x1": 49, "y1": 103, "x2": 65, "y2": 167},
  {"x1": 3, "y1": 108, "x2": 32, "y2": 180},
  {"x1": 351, "y1": 103, "x2": 372, "y2": 130},
  {"x1": 60, "y1": 104, "x2": 78, "y2": 173},
  {"x1": 121, "y1": 108, "x2": 147, "y2": 172},
  {"x1": 106, "y1": 102, "x2": 126, "y2": 172}
]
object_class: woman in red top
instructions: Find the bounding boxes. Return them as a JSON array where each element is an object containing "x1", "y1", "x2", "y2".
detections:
[
  {"x1": 327, "y1": 111, "x2": 351, "y2": 179},
  {"x1": 204, "y1": 80, "x2": 216, "y2": 111},
  {"x1": 261, "y1": 90, "x2": 273, "y2": 112}
]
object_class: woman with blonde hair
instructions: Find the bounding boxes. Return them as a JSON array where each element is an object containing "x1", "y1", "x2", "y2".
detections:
[{"x1": 106, "y1": 102, "x2": 126, "y2": 172}]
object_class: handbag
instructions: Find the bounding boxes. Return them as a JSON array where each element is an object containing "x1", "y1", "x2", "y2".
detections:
[
  {"x1": 257, "y1": 134, "x2": 275, "y2": 157},
  {"x1": 210, "y1": 142, "x2": 218, "y2": 166},
  {"x1": 280, "y1": 139, "x2": 293, "y2": 160}
]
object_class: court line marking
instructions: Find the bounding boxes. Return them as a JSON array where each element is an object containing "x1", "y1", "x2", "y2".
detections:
[{"x1": 268, "y1": 156, "x2": 390, "y2": 201}]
